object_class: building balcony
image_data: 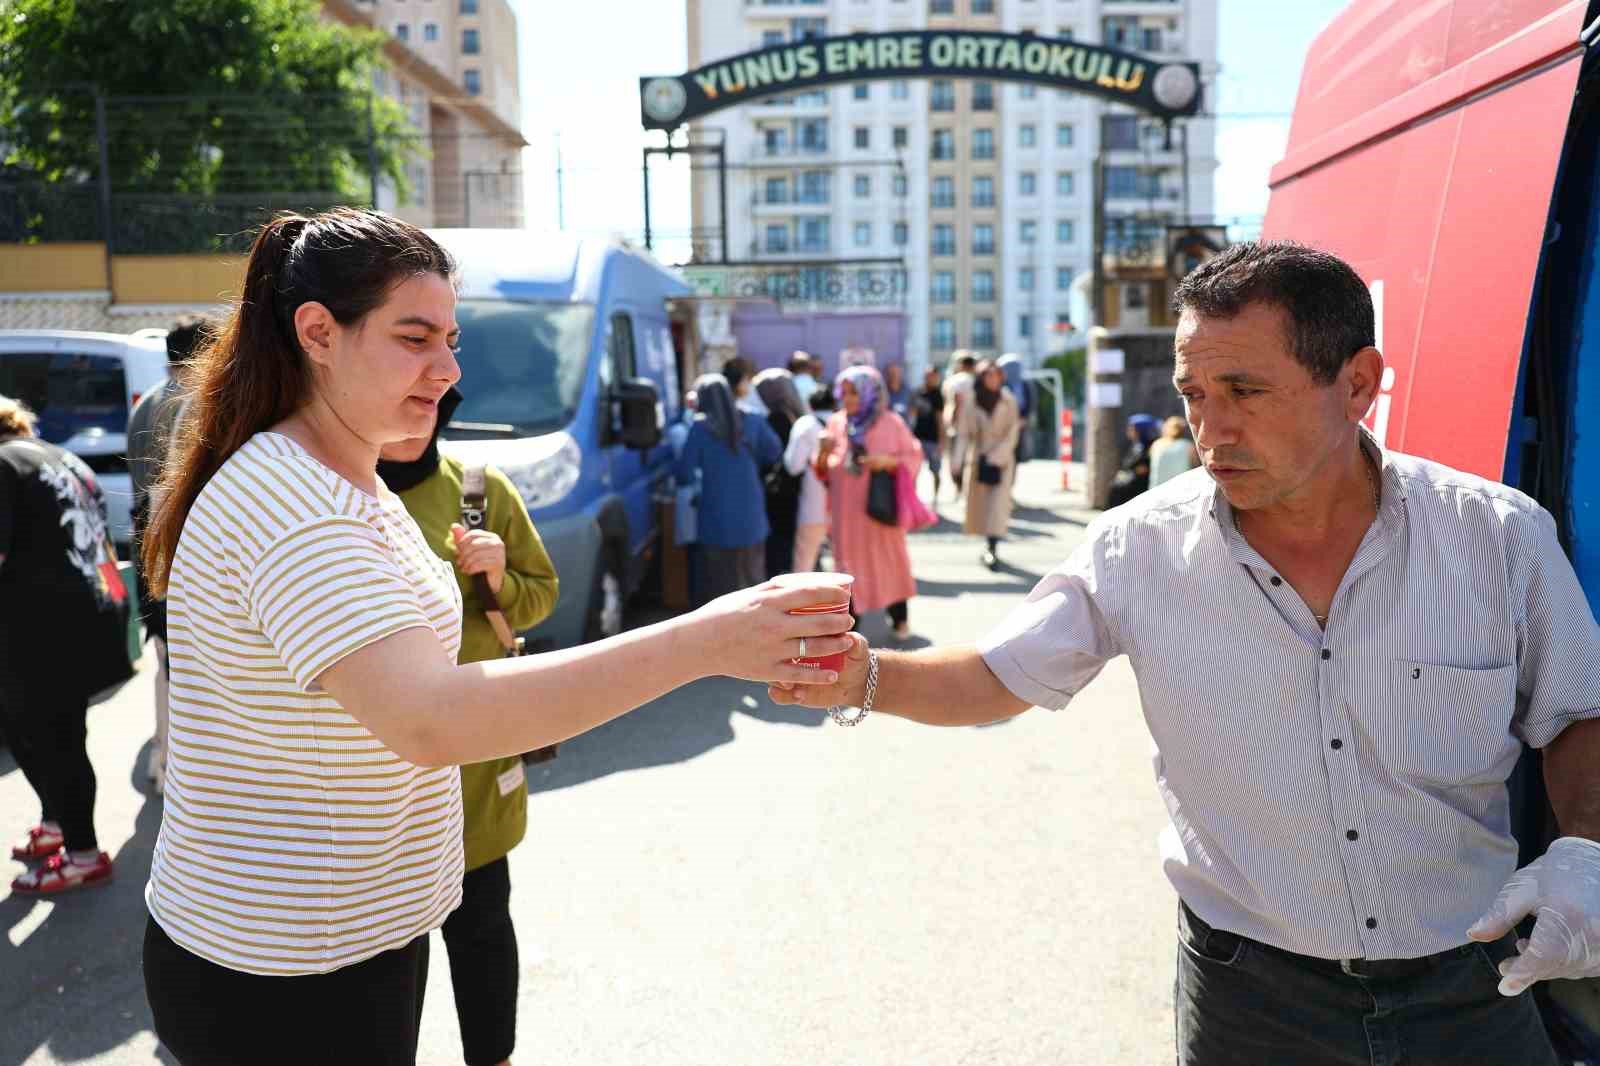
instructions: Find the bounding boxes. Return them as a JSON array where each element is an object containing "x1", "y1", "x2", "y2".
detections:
[
  {"x1": 752, "y1": 142, "x2": 832, "y2": 162},
  {"x1": 745, "y1": 97, "x2": 831, "y2": 119},
  {"x1": 751, "y1": 195, "x2": 833, "y2": 215},
  {"x1": 745, "y1": 0, "x2": 826, "y2": 14}
]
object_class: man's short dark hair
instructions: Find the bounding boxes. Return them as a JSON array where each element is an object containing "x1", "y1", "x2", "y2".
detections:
[
  {"x1": 166, "y1": 313, "x2": 212, "y2": 366},
  {"x1": 957, "y1": 354, "x2": 978, "y2": 372},
  {"x1": 808, "y1": 386, "x2": 836, "y2": 413},
  {"x1": 787, "y1": 352, "x2": 813, "y2": 374},
  {"x1": 1172, "y1": 241, "x2": 1374, "y2": 385},
  {"x1": 722, "y1": 357, "x2": 756, "y2": 392}
]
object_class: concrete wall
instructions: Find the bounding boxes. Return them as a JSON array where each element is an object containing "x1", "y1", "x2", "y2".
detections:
[{"x1": 1085, "y1": 326, "x2": 1184, "y2": 508}]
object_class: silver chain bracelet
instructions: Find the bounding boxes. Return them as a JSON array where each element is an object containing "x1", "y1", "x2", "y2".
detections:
[{"x1": 828, "y1": 650, "x2": 879, "y2": 727}]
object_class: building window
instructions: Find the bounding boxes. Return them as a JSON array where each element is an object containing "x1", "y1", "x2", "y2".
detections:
[
  {"x1": 973, "y1": 317, "x2": 995, "y2": 347},
  {"x1": 931, "y1": 80, "x2": 955, "y2": 111},
  {"x1": 854, "y1": 222, "x2": 873, "y2": 248},
  {"x1": 854, "y1": 83, "x2": 869, "y2": 100},
  {"x1": 395, "y1": 22, "x2": 410, "y2": 41},
  {"x1": 764, "y1": 128, "x2": 789, "y2": 156},
  {"x1": 1057, "y1": 171, "x2": 1075, "y2": 197},
  {"x1": 893, "y1": 126, "x2": 908, "y2": 148},
  {"x1": 1019, "y1": 84, "x2": 1036, "y2": 99},
  {"x1": 892, "y1": 80, "x2": 910, "y2": 100},
  {"x1": 853, "y1": 126, "x2": 870, "y2": 149},
  {"x1": 460, "y1": 0, "x2": 478, "y2": 11},
  {"x1": 1057, "y1": 220, "x2": 1075, "y2": 244},
  {"x1": 1019, "y1": 124, "x2": 1036, "y2": 148},
  {"x1": 973, "y1": 81, "x2": 994, "y2": 111},
  {"x1": 1019, "y1": 314, "x2": 1033, "y2": 338},
  {"x1": 933, "y1": 318, "x2": 956, "y2": 349},
  {"x1": 800, "y1": 217, "x2": 830, "y2": 253},
  {"x1": 1104, "y1": 115, "x2": 1140, "y2": 151},
  {"x1": 1141, "y1": 26, "x2": 1164, "y2": 52},
  {"x1": 799, "y1": 170, "x2": 830, "y2": 203},
  {"x1": 762, "y1": 29, "x2": 786, "y2": 48},
  {"x1": 972, "y1": 129, "x2": 994, "y2": 160},
  {"x1": 792, "y1": 17, "x2": 827, "y2": 39},
  {"x1": 765, "y1": 177, "x2": 789, "y2": 204},
  {"x1": 931, "y1": 271, "x2": 956, "y2": 303},
  {"x1": 1020, "y1": 171, "x2": 1036, "y2": 195},
  {"x1": 1058, "y1": 26, "x2": 1075, "y2": 41},
  {"x1": 932, "y1": 224, "x2": 956, "y2": 256},
  {"x1": 1125, "y1": 282, "x2": 1149, "y2": 310},
  {"x1": 854, "y1": 174, "x2": 871, "y2": 198},
  {"x1": 1020, "y1": 267, "x2": 1035, "y2": 292},
  {"x1": 463, "y1": 69, "x2": 481, "y2": 96},
  {"x1": 1057, "y1": 123, "x2": 1074, "y2": 148},
  {"x1": 1056, "y1": 313, "x2": 1073, "y2": 334},
  {"x1": 766, "y1": 224, "x2": 790, "y2": 253},
  {"x1": 462, "y1": 28, "x2": 480, "y2": 53},
  {"x1": 973, "y1": 0, "x2": 995, "y2": 12},
  {"x1": 1020, "y1": 220, "x2": 1037, "y2": 244},
  {"x1": 973, "y1": 223, "x2": 995, "y2": 255},
  {"x1": 893, "y1": 173, "x2": 908, "y2": 197},
  {"x1": 1057, "y1": 267, "x2": 1073, "y2": 290},
  {"x1": 798, "y1": 119, "x2": 827, "y2": 152},
  {"x1": 423, "y1": 22, "x2": 438, "y2": 42},
  {"x1": 931, "y1": 129, "x2": 955, "y2": 160},
  {"x1": 930, "y1": 0, "x2": 954, "y2": 13},
  {"x1": 931, "y1": 176, "x2": 955, "y2": 208},
  {"x1": 893, "y1": 222, "x2": 909, "y2": 246},
  {"x1": 972, "y1": 176, "x2": 994, "y2": 207},
  {"x1": 972, "y1": 270, "x2": 995, "y2": 302}
]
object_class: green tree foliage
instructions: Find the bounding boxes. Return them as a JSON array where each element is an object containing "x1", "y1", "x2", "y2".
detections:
[
  {"x1": 0, "y1": 0, "x2": 418, "y2": 246},
  {"x1": 1044, "y1": 346, "x2": 1086, "y2": 407}
]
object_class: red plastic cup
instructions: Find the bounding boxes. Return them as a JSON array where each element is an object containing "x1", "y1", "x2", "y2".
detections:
[{"x1": 772, "y1": 572, "x2": 854, "y2": 674}]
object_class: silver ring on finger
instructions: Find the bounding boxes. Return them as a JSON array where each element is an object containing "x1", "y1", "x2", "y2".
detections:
[{"x1": 796, "y1": 636, "x2": 808, "y2": 660}]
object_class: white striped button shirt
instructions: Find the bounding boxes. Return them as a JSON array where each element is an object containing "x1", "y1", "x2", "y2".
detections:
[{"x1": 979, "y1": 432, "x2": 1600, "y2": 960}]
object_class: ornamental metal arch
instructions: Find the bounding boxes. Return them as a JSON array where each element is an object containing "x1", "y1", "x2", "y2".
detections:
[{"x1": 640, "y1": 30, "x2": 1201, "y2": 130}]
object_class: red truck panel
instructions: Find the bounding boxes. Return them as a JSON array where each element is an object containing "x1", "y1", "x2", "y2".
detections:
[{"x1": 1264, "y1": 0, "x2": 1585, "y2": 476}]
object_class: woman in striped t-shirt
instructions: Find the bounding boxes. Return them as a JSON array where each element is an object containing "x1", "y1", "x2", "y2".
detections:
[{"x1": 136, "y1": 209, "x2": 853, "y2": 1065}]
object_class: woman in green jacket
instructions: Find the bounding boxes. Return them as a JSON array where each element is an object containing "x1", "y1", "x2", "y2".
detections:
[{"x1": 379, "y1": 388, "x2": 557, "y2": 1066}]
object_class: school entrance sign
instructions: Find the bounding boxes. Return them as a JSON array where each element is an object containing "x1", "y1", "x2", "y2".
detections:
[{"x1": 640, "y1": 30, "x2": 1201, "y2": 130}]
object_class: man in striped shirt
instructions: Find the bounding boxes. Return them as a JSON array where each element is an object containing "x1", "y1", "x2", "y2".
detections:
[{"x1": 773, "y1": 242, "x2": 1600, "y2": 1065}]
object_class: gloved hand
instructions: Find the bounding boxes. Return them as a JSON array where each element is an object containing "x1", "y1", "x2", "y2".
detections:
[{"x1": 1468, "y1": 836, "x2": 1600, "y2": 996}]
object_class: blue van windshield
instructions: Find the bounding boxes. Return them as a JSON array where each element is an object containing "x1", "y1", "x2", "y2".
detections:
[
  {"x1": 450, "y1": 299, "x2": 596, "y2": 435},
  {"x1": 0, "y1": 350, "x2": 127, "y2": 444}
]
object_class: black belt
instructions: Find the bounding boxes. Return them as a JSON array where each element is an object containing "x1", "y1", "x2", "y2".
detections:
[{"x1": 1181, "y1": 902, "x2": 1486, "y2": 981}]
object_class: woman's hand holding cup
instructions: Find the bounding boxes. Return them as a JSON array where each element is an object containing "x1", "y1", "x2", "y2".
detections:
[{"x1": 693, "y1": 575, "x2": 855, "y2": 685}]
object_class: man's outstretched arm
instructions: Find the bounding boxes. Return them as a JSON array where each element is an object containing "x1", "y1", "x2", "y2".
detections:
[{"x1": 769, "y1": 634, "x2": 1032, "y2": 727}]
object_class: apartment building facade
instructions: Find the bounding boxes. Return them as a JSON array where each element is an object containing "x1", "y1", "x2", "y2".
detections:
[
  {"x1": 686, "y1": 0, "x2": 1217, "y2": 372},
  {"x1": 331, "y1": 0, "x2": 526, "y2": 228}
]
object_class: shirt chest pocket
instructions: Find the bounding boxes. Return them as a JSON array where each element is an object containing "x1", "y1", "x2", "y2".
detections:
[{"x1": 1388, "y1": 661, "x2": 1519, "y2": 786}]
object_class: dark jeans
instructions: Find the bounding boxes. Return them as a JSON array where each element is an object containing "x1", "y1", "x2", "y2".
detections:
[
  {"x1": 441, "y1": 857, "x2": 519, "y2": 1066},
  {"x1": 143, "y1": 916, "x2": 429, "y2": 1065},
  {"x1": 0, "y1": 666, "x2": 96, "y2": 850},
  {"x1": 1176, "y1": 902, "x2": 1559, "y2": 1066}
]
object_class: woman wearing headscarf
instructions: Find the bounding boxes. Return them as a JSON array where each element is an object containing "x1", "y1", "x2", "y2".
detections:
[
  {"x1": 674, "y1": 373, "x2": 783, "y2": 602},
  {"x1": 815, "y1": 365, "x2": 923, "y2": 640},
  {"x1": 754, "y1": 368, "x2": 807, "y2": 579},
  {"x1": 377, "y1": 387, "x2": 559, "y2": 1066},
  {"x1": 959, "y1": 359, "x2": 1022, "y2": 570},
  {"x1": 1107, "y1": 412, "x2": 1163, "y2": 507}
]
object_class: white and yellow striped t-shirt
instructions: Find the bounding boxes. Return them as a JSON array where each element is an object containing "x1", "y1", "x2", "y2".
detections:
[{"x1": 145, "y1": 431, "x2": 465, "y2": 976}]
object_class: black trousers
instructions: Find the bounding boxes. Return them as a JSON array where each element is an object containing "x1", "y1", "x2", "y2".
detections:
[
  {"x1": 1176, "y1": 902, "x2": 1559, "y2": 1066},
  {"x1": 0, "y1": 665, "x2": 97, "y2": 850},
  {"x1": 143, "y1": 916, "x2": 429, "y2": 1065},
  {"x1": 441, "y1": 857, "x2": 519, "y2": 1066}
]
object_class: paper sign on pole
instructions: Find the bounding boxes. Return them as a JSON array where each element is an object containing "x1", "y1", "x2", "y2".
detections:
[
  {"x1": 1094, "y1": 348, "x2": 1125, "y2": 374},
  {"x1": 1089, "y1": 382, "x2": 1123, "y2": 408}
]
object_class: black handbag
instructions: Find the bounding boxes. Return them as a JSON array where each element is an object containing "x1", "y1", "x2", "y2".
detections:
[
  {"x1": 976, "y1": 456, "x2": 1003, "y2": 486},
  {"x1": 867, "y1": 468, "x2": 898, "y2": 526}
]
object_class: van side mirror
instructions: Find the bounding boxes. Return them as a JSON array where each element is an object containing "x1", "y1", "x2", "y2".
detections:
[{"x1": 615, "y1": 378, "x2": 663, "y2": 451}]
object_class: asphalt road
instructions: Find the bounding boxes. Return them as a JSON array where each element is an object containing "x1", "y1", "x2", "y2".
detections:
[{"x1": 1, "y1": 461, "x2": 1181, "y2": 1066}]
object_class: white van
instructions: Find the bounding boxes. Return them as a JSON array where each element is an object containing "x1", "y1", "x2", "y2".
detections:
[{"x1": 0, "y1": 329, "x2": 170, "y2": 549}]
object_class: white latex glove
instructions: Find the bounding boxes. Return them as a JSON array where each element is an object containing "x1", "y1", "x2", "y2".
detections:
[{"x1": 1467, "y1": 836, "x2": 1600, "y2": 996}]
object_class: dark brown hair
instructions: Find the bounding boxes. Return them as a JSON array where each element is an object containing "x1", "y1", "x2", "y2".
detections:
[
  {"x1": 1172, "y1": 240, "x2": 1375, "y2": 385},
  {"x1": 141, "y1": 208, "x2": 455, "y2": 596}
]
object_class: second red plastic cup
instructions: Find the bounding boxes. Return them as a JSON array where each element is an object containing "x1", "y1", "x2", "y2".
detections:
[{"x1": 773, "y1": 572, "x2": 854, "y2": 674}]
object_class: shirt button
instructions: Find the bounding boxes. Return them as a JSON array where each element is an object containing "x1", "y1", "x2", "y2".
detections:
[
  {"x1": 1321, "y1": 649, "x2": 1331, "y2": 661},
  {"x1": 1346, "y1": 829, "x2": 1359, "y2": 841},
  {"x1": 1270, "y1": 576, "x2": 1283, "y2": 586},
  {"x1": 1366, "y1": 917, "x2": 1378, "y2": 930},
  {"x1": 1330, "y1": 738, "x2": 1343, "y2": 750}
]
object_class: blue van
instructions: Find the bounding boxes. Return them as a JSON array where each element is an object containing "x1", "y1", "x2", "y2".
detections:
[{"x1": 427, "y1": 230, "x2": 690, "y2": 648}]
